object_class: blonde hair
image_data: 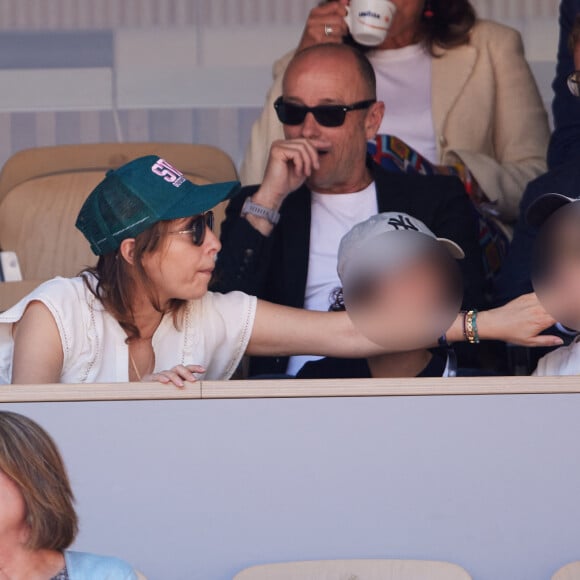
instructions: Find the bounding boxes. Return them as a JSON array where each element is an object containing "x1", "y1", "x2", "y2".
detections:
[{"x1": 0, "y1": 411, "x2": 78, "y2": 550}]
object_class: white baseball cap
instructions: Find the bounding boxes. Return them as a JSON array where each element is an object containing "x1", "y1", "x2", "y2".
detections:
[{"x1": 337, "y1": 212, "x2": 464, "y2": 287}]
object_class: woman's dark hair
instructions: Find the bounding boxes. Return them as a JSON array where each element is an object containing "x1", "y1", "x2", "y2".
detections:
[
  {"x1": 81, "y1": 220, "x2": 187, "y2": 342},
  {"x1": 335, "y1": 0, "x2": 477, "y2": 56}
]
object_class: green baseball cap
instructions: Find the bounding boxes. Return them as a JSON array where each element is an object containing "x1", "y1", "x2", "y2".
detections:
[{"x1": 76, "y1": 155, "x2": 240, "y2": 256}]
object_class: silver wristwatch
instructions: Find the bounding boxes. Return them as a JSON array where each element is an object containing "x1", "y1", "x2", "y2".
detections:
[{"x1": 241, "y1": 197, "x2": 281, "y2": 225}]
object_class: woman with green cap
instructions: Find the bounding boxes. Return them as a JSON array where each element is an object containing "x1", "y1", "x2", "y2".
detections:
[{"x1": 0, "y1": 156, "x2": 560, "y2": 385}]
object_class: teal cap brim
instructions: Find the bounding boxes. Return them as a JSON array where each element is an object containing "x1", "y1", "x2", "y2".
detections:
[{"x1": 160, "y1": 180, "x2": 241, "y2": 220}]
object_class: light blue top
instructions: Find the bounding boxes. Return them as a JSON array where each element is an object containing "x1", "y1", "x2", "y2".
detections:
[{"x1": 64, "y1": 551, "x2": 138, "y2": 580}]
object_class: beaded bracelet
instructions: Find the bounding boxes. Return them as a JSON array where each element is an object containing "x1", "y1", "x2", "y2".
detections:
[{"x1": 464, "y1": 309, "x2": 480, "y2": 344}]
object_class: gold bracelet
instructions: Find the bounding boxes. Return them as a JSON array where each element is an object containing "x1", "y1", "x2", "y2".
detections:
[{"x1": 464, "y1": 309, "x2": 480, "y2": 344}]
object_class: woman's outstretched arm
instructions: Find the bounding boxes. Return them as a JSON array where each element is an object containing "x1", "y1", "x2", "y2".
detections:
[
  {"x1": 247, "y1": 293, "x2": 562, "y2": 359},
  {"x1": 247, "y1": 300, "x2": 386, "y2": 359}
]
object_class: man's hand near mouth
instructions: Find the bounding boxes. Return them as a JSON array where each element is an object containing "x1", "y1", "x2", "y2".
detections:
[{"x1": 245, "y1": 138, "x2": 330, "y2": 236}]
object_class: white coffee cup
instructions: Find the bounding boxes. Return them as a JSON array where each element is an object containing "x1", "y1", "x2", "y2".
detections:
[{"x1": 344, "y1": 0, "x2": 397, "y2": 47}]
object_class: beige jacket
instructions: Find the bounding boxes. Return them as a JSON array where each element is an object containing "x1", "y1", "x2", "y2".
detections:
[{"x1": 239, "y1": 20, "x2": 550, "y2": 222}]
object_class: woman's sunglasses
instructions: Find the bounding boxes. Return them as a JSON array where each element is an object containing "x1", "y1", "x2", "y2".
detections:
[
  {"x1": 169, "y1": 211, "x2": 214, "y2": 246},
  {"x1": 568, "y1": 71, "x2": 580, "y2": 97},
  {"x1": 273, "y1": 96, "x2": 376, "y2": 127}
]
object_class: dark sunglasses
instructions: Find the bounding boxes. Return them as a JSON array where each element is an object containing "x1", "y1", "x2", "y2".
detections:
[
  {"x1": 169, "y1": 211, "x2": 214, "y2": 246},
  {"x1": 273, "y1": 96, "x2": 376, "y2": 127}
]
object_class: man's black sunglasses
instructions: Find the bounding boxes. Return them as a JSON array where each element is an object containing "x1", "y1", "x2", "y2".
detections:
[
  {"x1": 168, "y1": 211, "x2": 214, "y2": 247},
  {"x1": 273, "y1": 97, "x2": 376, "y2": 127}
]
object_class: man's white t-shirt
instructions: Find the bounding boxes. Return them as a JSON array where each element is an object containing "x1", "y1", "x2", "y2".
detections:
[
  {"x1": 368, "y1": 43, "x2": 437, "y2": 164},
  {"x1": 286, "y1": 183, "x2": 378, "y2": 375}
]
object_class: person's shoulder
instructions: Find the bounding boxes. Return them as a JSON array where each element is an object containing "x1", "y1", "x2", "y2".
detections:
[
  {"x1": 562, "y1": 0, "x2": 580, "y2": 21},
  {"x1": 0, "y1": 277, "x2": 88, "y2": 321},
  {"x1": 524, "y1": 159, "x2": 580, "y2": 199},
  {"x1": 373, "y1": 162, "x2": 464, "y2": 200},
  {"x1": 469, "y1": 19, "x2": 522, "y2": 47},
  {"x1": 196, "y1": 291, "x2": 257, "y2": 316},
  {"x1": 64, "y1": 550, "x2": 137, "y2": 578},
  {"x1": 534, "y1": 338, "x2": 580, "y2": 376},
  {"x1": 34, "y1": 276, "x2": 86, "y2": 295},
  {"x1": 37, "y1": 276, "x2": 97, "y2": 309}
]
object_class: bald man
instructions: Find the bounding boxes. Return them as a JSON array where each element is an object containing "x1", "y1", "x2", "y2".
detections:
[{"x1": 214, "y1": 44, "x2": 484, "y2": 377}]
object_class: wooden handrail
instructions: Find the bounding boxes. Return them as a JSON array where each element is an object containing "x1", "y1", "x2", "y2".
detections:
[{"x1": 1, "y1": 376, "x2": 580, "y2": 403}]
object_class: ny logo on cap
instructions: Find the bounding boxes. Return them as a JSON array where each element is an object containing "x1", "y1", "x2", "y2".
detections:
[
  {"x1": 388, "y1": 214, "x2": 420, "y2": 231},
  {"x1": 151, "y1": 158, "x2": 186, "y2": 187}
]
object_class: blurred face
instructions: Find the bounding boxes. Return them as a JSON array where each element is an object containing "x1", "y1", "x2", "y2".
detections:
[
  {"x1": 345, "y1": 243, "x2": 462, "y2": 349},
  {"x1": 282, "y1": 51, "x2": 384, "y2": 193},
  {"x1": 574, "y1": 38, "x2": 580, "y2": 71},
  {"x1": 0, "y1": 470, "x2": 28, "y2": 545},
  {"x1": 141, "y1": 215, "x2": 221, "y2": 305},
  {"x1": 533, "y1": 204, "x2": 580, "y2": 330}
]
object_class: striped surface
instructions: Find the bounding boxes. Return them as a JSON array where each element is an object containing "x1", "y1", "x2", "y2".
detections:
[
  {"x1": 0, "y1": 0, "x2": 558, "y2": 29},
  {"x1": 0, "y1": 0, "x2": 560, "y2": 173},
  {"x1": 0, "y1": 108, "x2": 262, "y2": 171}
]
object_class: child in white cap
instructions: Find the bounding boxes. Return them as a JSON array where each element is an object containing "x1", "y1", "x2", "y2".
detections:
[{"x1": 299, "y1": 212, "x2": 470, "y2": 379}]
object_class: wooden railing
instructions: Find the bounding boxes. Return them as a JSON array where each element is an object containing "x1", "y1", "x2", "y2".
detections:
[{"x1": 2, "y1": 375, "x2": 580, "y2": 402}]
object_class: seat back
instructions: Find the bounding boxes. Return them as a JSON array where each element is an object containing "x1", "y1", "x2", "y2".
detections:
[
  {"x1": 233, "y1": 559, "x2": 472, "y2": 580},
  {"x1": 0, "y1": 143, "x2": 238, "y2": 308},
  {"x1": 0, "y1": 280, "x2": 46, "y2": 312},
  {"x1": 0, "y1": 171, "x2": 103, "y2": 280},
  {"x1": 552, "y1": 561, "x2": 580, "y2": 580},
  {"x1": 0, "y1": 142, "x2": 239, "y2": 204}
]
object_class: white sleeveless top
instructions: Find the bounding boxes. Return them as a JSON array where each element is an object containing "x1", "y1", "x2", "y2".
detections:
[{"x1": 0, "y1": 277, "x2": 256, "y2": 384}]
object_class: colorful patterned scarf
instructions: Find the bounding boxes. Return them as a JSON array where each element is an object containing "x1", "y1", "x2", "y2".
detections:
[{"x1": 368, "y1": 134, "x2": 509, "y2": 285}]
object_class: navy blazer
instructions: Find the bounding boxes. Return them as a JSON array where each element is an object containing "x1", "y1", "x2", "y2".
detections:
[
  {"x1": 548, "y1": 0, "x2": 580, "y2": 169},
  {"x1": 494, "y1": 158, "x2": 580, "y2": 304},
  {"x1": 213, "y1": 158, "x2": 485, "y2": 376}
]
